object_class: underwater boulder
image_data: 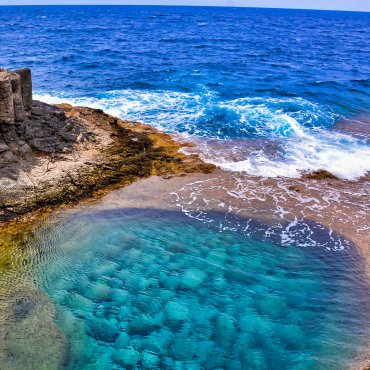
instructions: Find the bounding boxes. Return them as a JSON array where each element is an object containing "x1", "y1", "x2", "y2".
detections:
[
  {"x1": 206, "y1": 249, "x2": 228, "y2": 265},
  {"x1": 258, "y1": 295, "x2": 288, "y2": 320},
  {"x1": 65, "y1": 292, "x2": 96, "y2": 313},
  {"x1": 279, "y1": 323, "x2": 306, "y2": 350},
  {"x1": 104, "y1": 244, "x2": 122, "y2": 259},
  {"x1": 113, "y1": 346, "x2": 140, "y2": 366},
  {"x1": 181, "y1": 268, "x2": 206, "y2": 289},
  {"x1": 128, "y1": 313, "x2": 163, "y2": 336},
  {"x1": 142, "y1": 328, "x2": 174, "y2": 355},
  {"x1": 165, "y1": 300, "x2": 189, "y2": 322},
  {"x1": 89, "y1": 318, "x2": 120, "y2": 343},
  {"x1": 90, "y1": 261, "x2": 119, "y2": 280},
  {"x1": 110, "y1": 288, "x2": 130, "y2": 306},
  {"x1": 159, "y1": 272, "x2": 180, "y2": 290},
  {"x1": 225, "y1": 359, "x2": 243, "y2": 370},
  {"x1": 169, "y1": 326, "x2": 197, "y2": 361},
  {"x1": 214, "y1": 313, "x2": 237, "y2": 348},
  {"x1": 238, "y1": 308, "x2": 259, "y2": 333},
  {"x1": 86, "y1": 282, "x2": 111, "y2": 302},
  {"x1": 126, "y1": 247, "x2": 143, "y2": 263},
  {"x1": 142, "y1": 349, "x2": 160, "y2": 368},
  {"x1": 115, "y1": 332, "x2": 130, "y2": 349},
  {"x1": 195, "y1": 340, "x2": 214, "y2": 363}
]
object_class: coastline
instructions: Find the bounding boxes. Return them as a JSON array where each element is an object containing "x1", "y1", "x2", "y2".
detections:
[
  {"x1": 0, "y1": 70, "x2": 369, "y2": 369},
  {"x1": 0, "y1": 107, "x2": 369, "y2": 369},
  {"x1": 0, "y1": 101, "x2": 214, "y2": 223},
  {"x1": 0, "y1": 98, "x2": 215, "y2": 369},
  {"x1": 1, "y1": 5, "x2": 369, "y2": 368},
  {"x1": 0, "y1": 96, "x2": 368, "y2": 282}
]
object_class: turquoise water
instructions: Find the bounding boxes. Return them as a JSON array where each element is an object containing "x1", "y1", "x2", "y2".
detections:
[{"x1": 32, "y1": 208, "x2": 370, "y2": 369}]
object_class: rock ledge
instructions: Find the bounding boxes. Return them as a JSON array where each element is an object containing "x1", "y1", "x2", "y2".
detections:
[{"x1": 0, "y1": 68, "x2": 214, "y2": 221}]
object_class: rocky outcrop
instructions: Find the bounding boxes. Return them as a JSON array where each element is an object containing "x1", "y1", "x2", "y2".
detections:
[
  {"x1": 0, "y1": 68, "x2": 214, "y2": 221},
  {"x1": 0, "y1": 67, "x2": 31, "y2": 124},
  {"x1": 0, "y1": 68, "x2": 91, "y2": 180}
]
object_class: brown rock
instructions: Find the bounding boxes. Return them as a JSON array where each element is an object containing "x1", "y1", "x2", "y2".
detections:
[
  {"x1": 0, "y1": 72, "x2": 14, "y2": 125},
  {"x1": 9, "y1": 71, "x2": 25, "y2": 122},
  {"x1": 0, "y1": 68, "x2": 215, "y2": 221},
  {"x1": 15, "y1": 68, "x2": 32, "y2": 110},
  {"x1": 303, "y1": 169, "x2": 338, "y2": 180}
]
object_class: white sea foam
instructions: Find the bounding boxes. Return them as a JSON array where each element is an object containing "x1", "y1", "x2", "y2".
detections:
[
  {"x1": 35, "y1": 90, "x2": 370, "y2": 180},
  {"x1": 34, "y1": 90, "x2": 209, "y2": 134},
  {"x1": 210, "y1": 131, "x2": 370, "y2": 179}
]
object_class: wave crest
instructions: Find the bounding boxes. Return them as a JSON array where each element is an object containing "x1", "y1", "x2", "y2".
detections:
[{"x1": 35, "y1": 90, "x2": 370, "y2": 180}]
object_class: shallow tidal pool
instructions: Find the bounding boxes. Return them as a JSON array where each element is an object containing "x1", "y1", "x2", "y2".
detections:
[{"x1": 21, "y1": 208, "x2": 370, "y2": 369}]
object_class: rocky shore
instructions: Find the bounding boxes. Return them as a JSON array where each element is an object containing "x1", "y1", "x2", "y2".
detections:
[
  {"x1": 0, "y1": 68, "x2": 214, "y2": 222},
  {"x1": 0, "y1": 69, "x2": 369, "y2": 370},
  {"x1": 0, "y1": 68, "x2": 215, "y2": 369}
]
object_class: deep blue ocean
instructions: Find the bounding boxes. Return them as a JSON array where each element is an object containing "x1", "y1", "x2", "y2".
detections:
[
  {"x1": 1, "y1": 5, "x2": 369, "y2": 178},
  {"x1": 1, "y1": 6, "x2": 370, "y2": 370}
]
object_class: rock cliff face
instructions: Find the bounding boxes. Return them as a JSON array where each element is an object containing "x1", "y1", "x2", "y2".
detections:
[{"x1": 0, "y1": 68, "x2": 90, "y2": 180}]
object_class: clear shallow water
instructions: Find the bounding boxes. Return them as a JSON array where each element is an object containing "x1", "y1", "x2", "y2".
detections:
[
  {"x1": 26, "y1": 209, "x2": 370, "y2": 369},
  {"x1": 1, "y1": 6, "x2": 370, "y2": 178}
]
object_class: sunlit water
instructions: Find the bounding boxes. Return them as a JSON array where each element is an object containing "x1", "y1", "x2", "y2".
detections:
[
  {"x1": 1, "y1": 6, "x2": 370, "y2": 179},
  {"x1": 1, "y1": 6, "x2": 370, "y2": 369},
  {"x1": 19, "y1": 208, "x2": 368, "y2": 369}
]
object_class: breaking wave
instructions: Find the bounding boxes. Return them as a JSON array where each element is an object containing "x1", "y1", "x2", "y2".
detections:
[{"x1": 35, "y1": 90, "x2": 370, "y2": 180}]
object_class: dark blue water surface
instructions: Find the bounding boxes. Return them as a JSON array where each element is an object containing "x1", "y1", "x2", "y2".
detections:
[
  {"x1": 1, "y1": 6, "x2": 369, "y2": 113},
  {"x1": 1, "y1": 6, "x2": 370, "y2": 178}
]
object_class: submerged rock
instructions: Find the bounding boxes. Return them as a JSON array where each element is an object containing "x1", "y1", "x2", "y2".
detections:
[
  {"x1": 0, "y1": 280, "x2": 67, "y2": 370},
  {"x1": 142, "y1": 328, "x2": 173, "y2": 355},
  {"x1": 279, "y1": 323, "x2": 306, "y2": 350},
  {"x1": 165, "y1": 301, "x2": 190, "y2": 322},
  {"x1": 214, "y1": 313, "x2": 236, "y2": 348},
  {"x1": 90, "y1": 261, "x2": 119, "y2": 280},
  {"x1": 89, "y1": 319, "x2": 120, "y2": 343},
  {"x1": 142, "y1": 349, "x2": 160, "y2": 368},
  {"x1": 110, "y1": 288, "x2": 130, "y2": 306},
  {"x1": 181, "y1": 268, "x2": 206, "y2": 289},
  {"x1": 113, "y1": 346, "x2": 139, "y2": 366},
  {"x1": 115, "y1": 332, "x2": 130, "y2": 349},
  {"x1": 103, "y1": 244, "x2": 122, "y2": 259},
  {"x1": 128, "y1": 313, "x2": 163, "y2": 336},
  {"x1": 258, "y1": 296, "x2": 288, "y2": 320},
  {"x1": 86, "y1": 282, "x2": 111, "y2": 302}
]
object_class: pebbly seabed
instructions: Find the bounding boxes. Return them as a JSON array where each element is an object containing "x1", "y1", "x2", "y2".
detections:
[{"x1": 1, "y1": 171, "x2": 370, "y2": 369}]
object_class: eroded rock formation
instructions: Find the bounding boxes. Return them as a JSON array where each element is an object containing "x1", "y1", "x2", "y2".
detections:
[
  {"x1": 0, "y1": 68, "x2": 214, "y2": 221},
  {"x1": 0, "y1": 68, "x2": 91, "y2": 180}
]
